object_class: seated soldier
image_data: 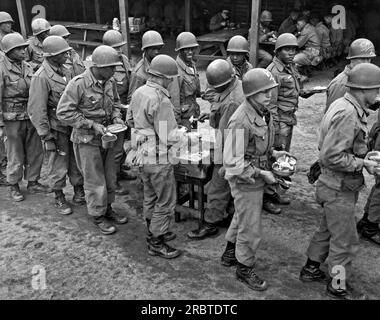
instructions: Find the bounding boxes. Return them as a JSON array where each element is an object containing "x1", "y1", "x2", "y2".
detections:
[
  {"x1": 209, "y1": 9, "x2": 230, "y2": 32},
  {"x1": 258, "y1": 10, "x2": 277, "y2": 68},
  {"x1": 310, "y1": 13, "x2": 332, "y2": 62},
  {"x1": 278, "y1": 9, "x2": 300, "y2": 35}
]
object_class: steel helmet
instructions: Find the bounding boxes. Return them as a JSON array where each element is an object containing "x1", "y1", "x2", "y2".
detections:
[
  {"x1": 227, "y1": 35, "x2": 249, "y2": 53},
  {"x1": 346, "y1": 63, "x2": 380, "y2": 89},
  {"x1": 347, "y1": 38, "x2": 376, "y2": 60},
  {"x1": 175, "y1": 32, "x2": 198, "y2": 51},
  {"x1": 206, "y1": 59, "x2": 234, "y2": 88},
  {"x1": 242, "y1": 68, "x2": 278, "y2": 97},
  {"x1": 141, "y1": 30, "x2": 164, "y2": 51},
  {"x1": 275, "y1": 33, "x2": 298, "y2": 52},
  {"x1": 31, "y1": 18, "x2": 51, "y2": 36},
  {"x1": 148, "y1": 54, "x2": 178, "y2": 78},
  {"x1": 102, "y1": 30, "x2": 127, "y2": 48},
  {"x1": 260, "y1": 10, "x2": 273, "y2": 22},
  {"x1": 0, "y1": 11, "x2": 14, "y2": 24},
  {"x1": 92, "y1": 45, "x2": 123, "y2": 67},
  {"x1": 42, "y1": 36, "x2": 72, "y2": 57},
  {"x1": 1, "y1": 33, "x2": 28, "y2": 54},
  {"x1": 49, "y1": 24, "x2": 71, "y2": 38}
]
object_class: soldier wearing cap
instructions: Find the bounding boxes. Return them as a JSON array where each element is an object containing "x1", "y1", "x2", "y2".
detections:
[
  {"x1": 187, "y1": 59, "x2": 245, "y2": 241},
  {"x1": 226, "y1": 35, "x2": 252, "y2": 80},
  {"x1": 299, "y1": 63, "x2": 380, "y2": 300},
  {"x1": 209, "y1": 9, "x2": 230, "y2": 32},
  {"x1": 0, "y1": 33, "x2": 49, "y2": 200},
  {"x1": 325, "y1": 38, "x2": 376, "y2": 113},
  {"x1": 57, "y1": 45, "x2": 128, "y2": 235},
  {"x1": 258, "y1": 10, "x2": 276, "y2": 68},
  {"x1": 28, "y1": 36, "x2": 85, "y2": 215},
  {"x1": 130, "y1": 54, "x2": 198, "y2": 259},
  {"x1": 102, "y1": 30, "x2": 136, "y2": 194},
  {"x1": 26, "y1": 18, "x2": 51, "y2": 72},
  {"x1": 222, "y1": 68, "x2": 291, "y2": 291},
  {"x1": 49, "y1": 24, "x2": 85, "y2": 77},
  {"x1": 174, "y1": 32, "x2": 201, "y2": 129}
]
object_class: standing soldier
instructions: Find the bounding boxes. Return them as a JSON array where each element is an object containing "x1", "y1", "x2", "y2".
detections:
[
  {"x1": 174, "y1": 32, "x2": 201, "y2": 130},
  {"x1": 226, "y1": 36, "x2": 252, "y2": 80},
  {"x1": 0, "y1": 33, "x2": 49, "y2": 200},
  {"x1": 325, "y1": 38, "x2": 376, "y2": 113},
  {"x1": 28, "y1": 36, "x2": 85, "y2": 215},
  {"x1": 26, "y1": 18, "x2": 51, "y2": 72},
  {"x1": 102, "y1": 30, "x2": 136, "y2": 193},
  {"x1": 130, "y1": 55, "x2": 196, "y2": 258},
  {"x1": 57, "y1": 45, "x2": 128, "y2": 235},
  {"x1": 222, "y1": 68, "x2": 291, "y2": 291},
  {"x1": 299, "y1": 63, "x2": 380, "y2": 300},
  {"x1": 187, "y1": 59, "x2": 245, "y2": 241},
  {"x1": 49, "y1": 24, "x2": 86, "y2": 77}
]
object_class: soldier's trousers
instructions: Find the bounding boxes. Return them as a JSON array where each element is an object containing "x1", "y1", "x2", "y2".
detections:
[
  {"x1": 141, "y1": 164, "x2": 176, "y2": 237},
  {"x1": 0, "y1": 136, "x2": 6, "y2": 164},
  {"x1": 205, "y1": 164, "x2": 233, "y2": 224},
  {"x1": 306, "y1": 181, "x2": 359, "y2": 281},
  {"x1": 226, "y1": 179, "x2": 264, "y2": 267},
  {"x1": 4, "y1": 120, "x2": 43, "y2": 185},
  {"x1": 114, "y1": 131, "x2": 126, "y2": 177},
  {"x1": 274, "y1": 122, "x2": 293, "y2": 152},
  {"x1": 257, "y1": 49, "x2": 273, "y2": 68},
  {"x1": 47, "y1": 130, "x2": 83, "y2": 191},
  {"x1": 73, "y1": 143, "x2": 116, "y2": 217},
  {"x1": 363, "y1": 176, "x2": 380, "y2": 224}
]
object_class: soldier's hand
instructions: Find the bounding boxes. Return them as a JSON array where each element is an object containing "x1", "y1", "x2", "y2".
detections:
[
  {"x1": 113, "y1": 118, "x2": 125, "y2": 125},
  {"x1": 272, "y1": 150, "x2": 291, "y2": 160},
  {"x1": 260, "y1": 170, "x2": 277, "y2": 185},
  {"x1": 364, "y1": 158, "x2": 379, "y2": 175},
  {"x1": 0, "y1": 127, "x2": 3, "y2": 138},
  {"x1": 92, "y1": 123, "x2": 106, "y2": 135},
  {"x1": 201, "y1": 91, "x2": 216, "y2": 102},
  {"x1": 44, "y1": 139, "x2": 56, "y2": 152},
  {"x1": 198, "y1": 112, "x2": 210, "y2": 122}
]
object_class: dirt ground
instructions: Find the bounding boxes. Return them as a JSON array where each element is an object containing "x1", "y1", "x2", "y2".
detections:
[{"x1": 1, "y1": 62, "x2": 379, "y2": 300}]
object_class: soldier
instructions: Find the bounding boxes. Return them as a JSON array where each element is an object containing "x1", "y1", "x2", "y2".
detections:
[
  {"x1": 49, "y1": 24, "x2": 85, "y2": 77},
  {"x1": 187, "y1": 59, "x2": 244, "y2": 241},
  {"x1": 310, "y1": 14, "x2": 332, "y2": 62},
  {"x1": 299, "y1": 63, "x2": 380, "y2": 300},
  {"x1": 209, "y1": 9, "x2": 230, "y2": 32},
  {"x1": 174, "y1": 32, "x2": 201, "y2": 130},
  {"x1": 102, "y1": 30, "x2": 136, "y2": 194},
  {"x1": 57, "y1": 45, "x2": 128, "y2": 235},
  {"x1": 325, "y1": 38, "x2": 376, "y2": 113},
  {"x1": 258, "y1": 10, "x2": 276, "y2": 68},
  {"x1": 130, "y1": 54, "x2": 197, "y2": 258},
  {"x1": 226, "y1": 36, "x2": 252, "y2": 80},
  {"x1": 28, "y1": 36, "x2": 85, "y2": 215},
  {"x1": 222, "y1": 68, "x2": 291, "y2": 291},
  {"x1": 0, "y1": 33, "x2": 49, "y2": 200},
  {"x1": 26, "y1": 18, "x2": 51, "y2": 72},
  {"x1": 278, "y1": 9, "x2": 299, "y2": 35},
  {"x1": 0, "y1": 11, "x2": 14, "y2": 52}
]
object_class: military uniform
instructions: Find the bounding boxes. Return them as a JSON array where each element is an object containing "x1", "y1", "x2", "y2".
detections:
[
  {"x1": 26, "y1": 36, "x2": 44, "y2": 72},
  {"x1": 28, "y1": 60, "x2": 83, "y2": 192},
  {"x1": 0, "y1": 55, "x2": 44, "y2": 185},
  {"x1": 258, "y1": 24, "x2": 273, "y2": 68},
  {"x1": 267, "y1": 56, "x2": 301, "y2": 151},
  {"x1": 294, "y1": 23, "x2": 322, "y2": 66},
  {"x1": 130, "y1": 80, "x2": 185, "y2": 237},
  {"x1": 278, "y1": 17, "x2": 297, "y2": 35},
  {"x1": 306, "y1": 93, "x2": 368, "y2": 281},
  {"x1": 223, "y1": 100, "x2": 274, "y2": 266},
  {"x1": 65, "y1": 49, "x2": 86, "y2": 78},
  {"x1": 226, "y1": 56, "x2": 253, "y2": 81},
  {"x1": 205, "y1": 77, "x2": 244, "y2": 225},
  {"x1": 325, "y1": 65, "x2": 351, "y2": 113},
  {"x1": 315, "y1": 22, "x2": 332, "y2": 60},
  {"x1": 209, "y1": 13, "x2": 228, "y2": 32},
  {"x1": 56, "y1": 68, "x2": 122, "y2": 217},
  {"x1": 175, "y1": 55, "x2": 201, "y2": 129}
]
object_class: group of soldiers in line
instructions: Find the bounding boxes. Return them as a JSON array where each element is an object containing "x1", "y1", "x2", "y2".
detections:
[{"x1": 1, "y1": 9, "x2": 380, "y2": 300}]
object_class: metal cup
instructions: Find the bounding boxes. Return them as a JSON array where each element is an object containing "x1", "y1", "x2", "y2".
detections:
[{"x1": 101, "y1": 133, "x2": 117, "y2": 149}]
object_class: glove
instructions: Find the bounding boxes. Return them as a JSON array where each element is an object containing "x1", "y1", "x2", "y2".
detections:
[
  {"x1": 92, "y1": 122, "x2": 106, "y2": 135},
  {"x1": 198, "y1": 112, "x2": 210, "y2": 123},
  {"x1": 44, "y1": 139, "x2": 56, "y2": 152}
]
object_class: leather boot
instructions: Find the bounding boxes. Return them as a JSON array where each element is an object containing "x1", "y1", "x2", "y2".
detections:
[
  {"x1": 326, "y1": 281, "x2": 368, "y2": 300},
  {"x1": 236, "y1": 262, "x2": 268, "y2": 291},
  {"x1": 299, "y1": 259, "x2": 329, "y2": 283},
  {"x1": 270, "y1": 193, "x2": 291, "y2": 205},
  {"x1": 94, "y1": 215, "x2": 116, "y2": 235},
  {"x1": 27, "y1": 181, "x2": 51, "y2": 194},
  {"x1": 9, "y1": 184, "x2": 24, "y2": 202},
  {"x1": 118, "y1": 169, "x2": 137, "y2": 181},
  {"x1": 73, "y1": 185, "x2": 86, "y2": 205},
  {"x1": 221, "y1": 242, "x2": 237, "y2": 267},
  {"x1": 147, "y1": 236, "x2": 181, "y2": 259},
  {"x1": 263, "y1": 199, "x2": 282, "y2": 215},
  {"x1": 146, "y1": 219, "x2": 176, "y2": 241},
  {"x1": 105, "y1": 205, "x2": 128, "y2": 224},
  {"x1": 54, "y1": 190, "x2": 72, "y2": 215},
  {"x1": 361, "y1": 220, "x2": 380, "y2": 246},
  {"x1": 187, "y1": 222, "x2": 219, "y2": 240}
]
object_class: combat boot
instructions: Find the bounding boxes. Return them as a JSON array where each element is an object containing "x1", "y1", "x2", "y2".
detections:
[
  {"x1": 73, "y1": 185, "x2": 86, "y2": 205},
  {"x1": 115, "y1": 180, "x2": 129, "y2": 196},
  {"x1": 118, "y1": 169, "x2": 137, "y2": 181},
  {"x1": 300, "y1": 261, "x2": 329, "y2": 283},
  {"x1": 221, "y1": 241, "x2": 237, "y2": 267},
  {"x1": 54, "y1": 190, "x2": 72, "y2": 215},
  {"x1": 361, "y1": 220, "x2": 380, "y2": 246},
  {"x1": 94, "y1": 215, "x2": 116, "y2": 235},
  {"x1": 9, "y1": 184, "x2": 24, "y2": 202},
  {"x1": 105, "y1": 205, "x2": 128, "y2": 224},
  {"x1": 270, "y1": 193, "x2": 291, "y2": 205},
  {"x1": 146, "y1": 219, "x2": 176, "y2": 241},
  {"x1": 263, "y1": 199, "x2": 282, "y2": 215},
  {"x1": 187, "y1": 222, "x2": 219, "y2": 240},
  {"x1": 147, "y1": 236, "x2": 182, "y2": 259},
  {"x1": 0, "y1": 171, "x2": 10, "y2": 186},
  {"x1": 236, "y1": 262, "x2": 268, "y2": 291},
  {"x1": 27, "y1": 181, "x2": 51, "y2": 194},
  {"x1": 326, "y1": 281, "x2": 368, "y2": 300}
]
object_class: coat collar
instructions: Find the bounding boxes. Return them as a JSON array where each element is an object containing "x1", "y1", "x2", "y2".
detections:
[
  {"x1": 3, "y1": 55, "x2": 32, "y2": 76},
  {"x1": 82, "y1": 68, "x2": 113, "y2": 92},
  {"x1": 42, "y1": 59, "x2": 69, "y2": 85},
  {"x1": 216, "y1": 76, "x2": 239, "y2": 102},
  {"x1": 146, "y1": 80, "x2": 170, "y2": 98},
  {"x1": 176, "y1": 56, "x2": 196, "y2": 75},
  {"x1": 242, "y1": 99, "x2": 267, "y2": 126},
  {"x1": 344, "y1": 92, "x2": 369, "y2": 119}
]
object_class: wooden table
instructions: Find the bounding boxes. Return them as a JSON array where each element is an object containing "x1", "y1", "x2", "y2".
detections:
[{"x1": 195, "y1": 28, "x2": 249, "y2": 61}]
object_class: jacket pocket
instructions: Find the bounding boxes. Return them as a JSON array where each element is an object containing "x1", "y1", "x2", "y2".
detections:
[{"x1": 341, "y1": 172, "x2": 364, "y2": 192}]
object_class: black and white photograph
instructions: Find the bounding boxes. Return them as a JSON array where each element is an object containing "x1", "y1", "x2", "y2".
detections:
[{"x1": 0, "y1": 0, "x2": 379, "y2": 309}]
